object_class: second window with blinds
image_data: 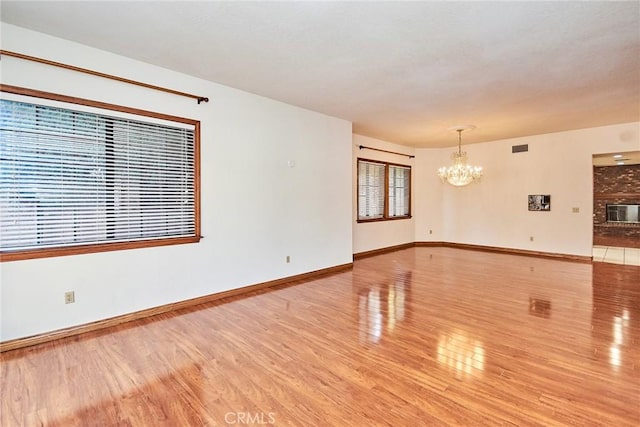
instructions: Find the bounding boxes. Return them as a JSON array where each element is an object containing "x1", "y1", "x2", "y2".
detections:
[{"x1": 357, "y1": 159, "x2": 411, "y2": 222}]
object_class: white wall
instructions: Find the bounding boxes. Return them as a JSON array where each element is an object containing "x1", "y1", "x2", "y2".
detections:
[
  {"x1": 413, "y1": 148, "x2": 446, "y2": 242},
  {"x1": 0, "y1": 24, "x2": 353, "y2": 341},
  {"x1": 415, "y1": 123, "x2": 640, "y2": 256},
  {"x1": 352, "y1": 134, "x2": 415, "y2": 254}
]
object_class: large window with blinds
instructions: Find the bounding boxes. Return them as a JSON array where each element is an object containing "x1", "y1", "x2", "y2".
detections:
[
  {"x1": 0, "y1": 88, "x2": 201, "y2": 261},
  {"x1": 357, "y1": 159, "x2": 411, "y2": 222}
]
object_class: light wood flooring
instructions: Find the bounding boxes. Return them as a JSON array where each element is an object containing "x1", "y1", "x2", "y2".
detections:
[{"x1": 1, "y1": 247, "x2": 639, "y2": 426}]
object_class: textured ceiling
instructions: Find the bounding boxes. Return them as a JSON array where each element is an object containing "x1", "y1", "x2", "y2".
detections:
[{"x1": 1, "y1": 1, "x2": 639, "y2": 148}]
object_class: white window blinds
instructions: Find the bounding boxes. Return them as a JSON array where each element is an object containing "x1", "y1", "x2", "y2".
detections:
[
  {"x1": 389, "y1": 165, "x2": 410, "y2": 217},
  {"x1": 0, "y1": 98, "x2": 196, "y2": 253},
  {"x1": 358, "y1": 160, "x2": 385, "y2": 219}
]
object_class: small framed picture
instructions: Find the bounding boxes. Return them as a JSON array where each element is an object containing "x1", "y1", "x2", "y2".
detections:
[{"x1": 528, "y1": 195, "x2": 551, "y2": 211}]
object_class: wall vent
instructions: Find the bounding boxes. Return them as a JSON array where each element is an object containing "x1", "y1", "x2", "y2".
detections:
[{"x1": 512, "y1": 144, "x2": 528, "y2": 153}]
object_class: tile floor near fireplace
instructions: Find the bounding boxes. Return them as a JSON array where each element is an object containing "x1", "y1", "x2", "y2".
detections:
[{"x1": 593, "y1": 245, "x2": 640, "y2": 266}]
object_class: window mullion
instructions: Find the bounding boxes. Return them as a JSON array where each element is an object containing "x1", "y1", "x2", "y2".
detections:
[{"x1": 384, "y1": 164, "x2": 390, "y2": 218}]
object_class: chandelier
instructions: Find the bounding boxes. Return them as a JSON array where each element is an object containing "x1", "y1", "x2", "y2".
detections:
[{"x1": 437, "y1": 126, "x2": 483, "y2": 186}]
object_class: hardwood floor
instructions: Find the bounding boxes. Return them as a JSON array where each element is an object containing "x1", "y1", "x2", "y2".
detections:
[{"x1": 2, "y1": 247, "x2": 639, "y2": 426}]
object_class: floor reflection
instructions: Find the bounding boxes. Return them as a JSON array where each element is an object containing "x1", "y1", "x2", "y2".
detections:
[
  {"x1": 591, "y1": 263, "x2": 639, "y2": 371},
  {"x1": 436, "y1": 330, "x2": 485, "y2": 379},
  {"x1": 529, "y1": 298, "x2": 552, "y2": 318},
  {"x1": 608, "y1": 310, "x2": 631, "y2": 369},
  {"x1": 359, "y1": 289, "x2": 382, "y2": 343},
  {"x1": 357, "y1": 271, "x2": 411, "y2": 344}
]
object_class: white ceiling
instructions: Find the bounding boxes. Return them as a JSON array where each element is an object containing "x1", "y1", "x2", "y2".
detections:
[{"x1": 1, "y1": 1, "x2": 639, "y2": 148}]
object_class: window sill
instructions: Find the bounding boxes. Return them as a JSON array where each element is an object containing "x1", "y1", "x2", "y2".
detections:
[
  {"x1": 0, "y1": 236, "x2": 202, "y2": 262},
  {"x1": 357, "y1": 216, "x2": 412, "y2": 223}
]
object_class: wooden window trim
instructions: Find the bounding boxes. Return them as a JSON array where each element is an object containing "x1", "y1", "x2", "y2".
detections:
[
  {"x1": 357, "y1": 158, "x2": 412, "y2": 223},
  {"x1": 356, "y1": 216, "x2": 413, "y2": 224},
  {"x1": 0, "y1": 85, "x2": 201, "y2": 262}
]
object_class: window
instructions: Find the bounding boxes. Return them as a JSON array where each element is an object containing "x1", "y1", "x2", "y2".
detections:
[
  {"x1": 0, "y1": 87, "x2": 200, "y2": 261},
  {"x1": 357, "y1": 159, "x2": 411, "y2": 222},
  {"x1": 607, "y1": 204, "x2": 640, "y2": 223}
]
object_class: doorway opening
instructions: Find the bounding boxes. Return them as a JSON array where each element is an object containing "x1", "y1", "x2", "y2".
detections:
[{"x1": 592, "y1": 151, "x2": 640, "y2": 265}]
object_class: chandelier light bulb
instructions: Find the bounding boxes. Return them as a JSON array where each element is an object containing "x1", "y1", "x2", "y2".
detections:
[{"x1": 437, "y1": 126, "x2": 483, "y2": 186}]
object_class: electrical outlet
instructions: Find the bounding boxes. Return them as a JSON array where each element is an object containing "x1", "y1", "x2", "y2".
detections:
[
  {"x1": 530, "y1": 236, "x2": 534, "y2": 242},
  {"x1": 65, "y1": 291, "x2": 75, "y2": 304},
  {"x1": 286, "y1": 255, "x2": 290, "y2": 263},
  {"x1": 429, "y1": 229, "x2": 433, "y2": 235}
]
